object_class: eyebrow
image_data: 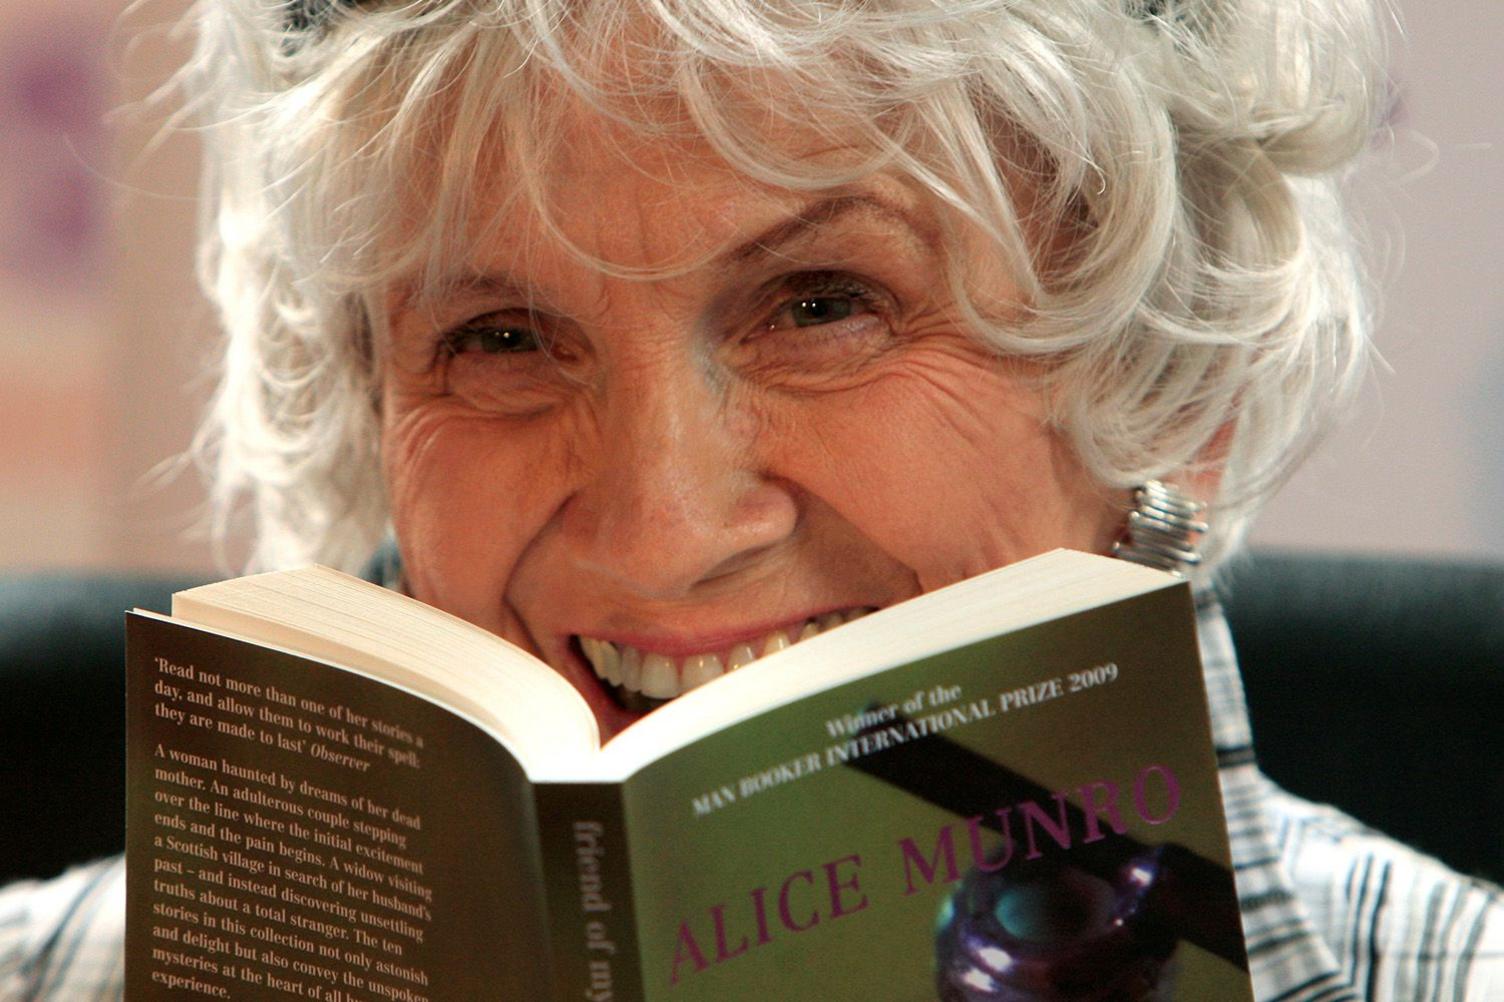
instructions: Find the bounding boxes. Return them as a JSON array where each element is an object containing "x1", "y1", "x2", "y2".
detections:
[
  {"x1": 392, "y1": 271, "x2": 537, "y2": 321},
  {"x1": 722, "y1": 194, "x2": 925, "y2": 266}
]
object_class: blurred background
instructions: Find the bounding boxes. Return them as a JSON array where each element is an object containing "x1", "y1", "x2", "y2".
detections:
[{"x1": 1, "y1": 0, "x2": 1501, "y2": 578}]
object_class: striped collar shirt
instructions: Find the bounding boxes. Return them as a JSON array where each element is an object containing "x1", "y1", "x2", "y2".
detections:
[{"x1": 2, "y1": 599, "x2": 1501, "y2": 999}]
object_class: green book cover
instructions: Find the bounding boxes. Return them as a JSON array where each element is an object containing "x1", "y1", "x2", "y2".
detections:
[
  {"x1": 124, "y1": 557, "x2": 1251, "y2": 1001},
  {"x1": 608, "y1": 585, "x2": 1245, "y2": 1000}
]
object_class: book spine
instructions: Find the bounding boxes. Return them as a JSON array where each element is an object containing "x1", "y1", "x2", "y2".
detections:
[{"x1": 535, "y1": 782, "x2": 644, "y2": 1002}]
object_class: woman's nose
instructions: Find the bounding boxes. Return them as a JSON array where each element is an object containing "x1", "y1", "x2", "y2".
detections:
[{"x1": 559, "y1": 372, "x2": 798, "y2": 599}]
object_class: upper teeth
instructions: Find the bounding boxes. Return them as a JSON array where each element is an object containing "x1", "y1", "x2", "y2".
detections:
[{"x1": 578, "y1": 609, "x2": 869, "y2": 701}]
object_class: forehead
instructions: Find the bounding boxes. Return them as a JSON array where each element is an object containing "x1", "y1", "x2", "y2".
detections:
[
  {"x1": 398, "y1": 86, "x2": 939, "y2": 301},
  {"x1": 519, "y1": 104, "x2": 775, "y2": 267}
]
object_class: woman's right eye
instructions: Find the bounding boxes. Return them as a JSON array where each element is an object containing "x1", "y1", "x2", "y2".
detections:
[
  {"x1": 429, "y1": 313, "x2": 577, "y2": 416},
  {"x1": 442, "y1": 320, "x2": 541, "y2": 356}
]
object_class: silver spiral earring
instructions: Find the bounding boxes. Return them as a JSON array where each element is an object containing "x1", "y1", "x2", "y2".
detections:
[{"x1": 1111, "y1": 481, "x2": 1208, "y2": 578}]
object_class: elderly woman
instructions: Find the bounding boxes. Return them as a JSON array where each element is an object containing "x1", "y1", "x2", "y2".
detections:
[{"x1": 3, "y1": 0, "x2": 1501, "y2": 998}]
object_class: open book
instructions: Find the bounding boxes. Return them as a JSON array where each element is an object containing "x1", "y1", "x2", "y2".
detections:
[{"x1": 125, "y1": 549, "x2": 1252, "y2": 1001}]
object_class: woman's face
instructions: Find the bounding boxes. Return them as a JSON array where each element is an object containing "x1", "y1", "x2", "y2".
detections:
[{"x1": 380, "y1": 110, "x2": 1125, "y2": 737}]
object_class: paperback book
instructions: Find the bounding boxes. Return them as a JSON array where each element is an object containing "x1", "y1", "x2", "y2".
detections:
[{"x1": 124, "y1": 549, "x2": 1252, "y2": 1001}]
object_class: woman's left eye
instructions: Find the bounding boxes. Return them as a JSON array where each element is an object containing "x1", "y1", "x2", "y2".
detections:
[
  {"x1": 764, "y1": 275, "x2": 881, "y2": 333},
  {"x1": 739, "y1": 273, "x2": 898, "y2": 385},
  {"x1": 785, "y1": 295, "x2": 856, "y2": 327}
]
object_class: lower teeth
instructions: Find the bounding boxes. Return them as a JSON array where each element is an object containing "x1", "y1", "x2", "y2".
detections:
[{"x1": 612, "y1": 683, "x2": 672, "y2": 713}]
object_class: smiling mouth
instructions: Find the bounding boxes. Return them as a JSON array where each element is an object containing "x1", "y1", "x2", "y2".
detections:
[{"x1": 573, "y1": 608, "x2": 873, "y2": 712}]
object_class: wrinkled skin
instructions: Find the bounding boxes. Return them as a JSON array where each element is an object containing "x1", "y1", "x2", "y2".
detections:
[{"x1": 379, "y1": 105, "x2": 1126, "y2": 738}]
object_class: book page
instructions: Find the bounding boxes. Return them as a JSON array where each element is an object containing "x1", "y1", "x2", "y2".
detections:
[
  {"x1": 124, "y1": 614, "x2": 550, "y2": 1001},
  {"x1": 171, "y1": 566, "x2": 597, "y2": 771}
]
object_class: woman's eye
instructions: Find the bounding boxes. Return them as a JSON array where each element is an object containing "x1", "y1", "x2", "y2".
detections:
[
  {"x1": 787, "y1": 296, "x2": 855, "y2": 327},
  {"x1": 765, "y1": 276, "x2": 880, "y2": 333},
  {"x1": 443, "y1": 322, "x2": 540, "y2": 356},
  {"x1": 429, "y1": 314, "x2": 574, "y2": 416},
  {"x1": 739, "y1": 273, "x2": 897, "y2": 387}
]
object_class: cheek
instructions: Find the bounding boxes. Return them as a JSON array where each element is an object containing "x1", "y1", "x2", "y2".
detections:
[
  {"x1": 381, "y1": 400, "x2": 577, "y2": 627},
  {"x1": 770, "y1": 350, "x2": 1120, "y2": 587}
]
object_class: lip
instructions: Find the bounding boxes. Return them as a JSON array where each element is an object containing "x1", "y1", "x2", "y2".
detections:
[
  {"x1": 565, "y1": 606, "x2": 863, "y2": 660},
  {"x1": 547, "y1": 604, "x2": 883, "y2": 738}
]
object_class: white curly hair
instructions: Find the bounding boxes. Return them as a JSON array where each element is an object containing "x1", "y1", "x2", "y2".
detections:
[{"x1": 180, "y1": 0, "x2": 1388, "y2": 576}]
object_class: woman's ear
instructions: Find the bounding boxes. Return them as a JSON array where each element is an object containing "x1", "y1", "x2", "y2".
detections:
[{"x1": 1111, "y1": 421, "x2": 1233, "y2": 576}]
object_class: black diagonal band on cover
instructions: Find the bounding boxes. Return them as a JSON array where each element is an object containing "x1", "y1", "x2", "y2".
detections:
[{"x1": 847, "y1": 715, "x2": 1248, "y2": 971}]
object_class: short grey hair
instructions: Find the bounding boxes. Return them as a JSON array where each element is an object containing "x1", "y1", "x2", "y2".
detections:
[{"x1": 182, "y1": 0, "x2": 1387, "y2": 574}]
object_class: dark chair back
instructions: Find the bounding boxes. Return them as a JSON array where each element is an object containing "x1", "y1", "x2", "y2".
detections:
[
  {"x1": 1223, "y1": 551, "x2": 1504, "y2": 884},
  {"x1": 0, "y1": 574, "x2": 203, "y2": 883}
]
